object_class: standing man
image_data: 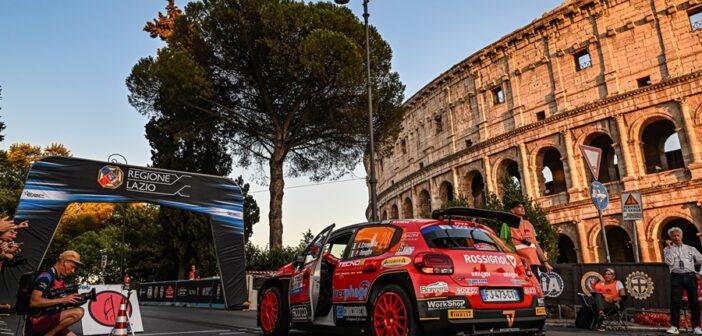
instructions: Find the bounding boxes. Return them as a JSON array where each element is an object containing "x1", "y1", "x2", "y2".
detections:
[
  {"x1": 25, "y1": 250, "x2": 85, "y2": 336},
  {"x1": 500, "y1": 201, "x2": 553, "y2": 275},
  {"x1": 664, "y1": 227, "x2": 702, "y2": 334}
]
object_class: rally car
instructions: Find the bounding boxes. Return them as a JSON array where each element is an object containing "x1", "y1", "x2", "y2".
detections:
[{"x1": 257, "y1": 207, "x2": 547, "y2": 336}]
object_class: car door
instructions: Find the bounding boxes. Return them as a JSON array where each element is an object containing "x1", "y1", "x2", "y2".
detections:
[{"x1": 288, "y1": 224, "x2": 335, "y2": 323}]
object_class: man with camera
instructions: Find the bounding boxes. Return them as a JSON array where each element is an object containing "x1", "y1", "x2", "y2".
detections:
[
  {"x1": 25, "y1": 250, "x2": 85, "y2": 336},
  {"x1": 500, "y1": 201, "x2": 553, "y2": 275}
]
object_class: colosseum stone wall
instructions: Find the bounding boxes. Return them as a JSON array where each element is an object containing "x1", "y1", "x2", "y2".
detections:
[{"x1": 375, "y1": 0, "x2": 702, "y2": 263}]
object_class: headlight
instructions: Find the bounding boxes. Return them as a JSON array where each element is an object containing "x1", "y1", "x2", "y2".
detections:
[{"x1": 537, "y1": 297, "x2": 545, "y2": 306}]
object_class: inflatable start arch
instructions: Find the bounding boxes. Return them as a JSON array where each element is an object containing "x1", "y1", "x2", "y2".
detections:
[{"x1": 0, "y1": 156, "x2": 247, "y2": 309}]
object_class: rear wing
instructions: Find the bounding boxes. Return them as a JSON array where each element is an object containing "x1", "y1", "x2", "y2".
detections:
[{"x1": 431, "y1": 207, "x2": 522, "y2": 228}]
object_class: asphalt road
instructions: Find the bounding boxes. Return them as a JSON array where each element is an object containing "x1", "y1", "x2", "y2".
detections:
[{"x1": 0, "y1": 305, "x2": 667, "y2": 336}]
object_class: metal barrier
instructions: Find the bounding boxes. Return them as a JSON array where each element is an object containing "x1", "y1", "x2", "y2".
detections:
[{"x1": 545, "y1": 263, "x2": 670, "y2": 310}]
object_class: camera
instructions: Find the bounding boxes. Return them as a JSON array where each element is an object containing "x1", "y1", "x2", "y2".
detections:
[
  {"x1": 520, "y1": 239, "x2": 532, "y2": 247},
  {"x1": 42, "y1": 286, "x2": 97, "y2": 314}
]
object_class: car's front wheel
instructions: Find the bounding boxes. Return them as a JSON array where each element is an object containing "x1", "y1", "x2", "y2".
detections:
[
  {"x1": 370, "y1": 284, "x2": 420, "y2": 336},
  {"x1": 258, "y1": 286, "x2": 290, "y2": 336}
]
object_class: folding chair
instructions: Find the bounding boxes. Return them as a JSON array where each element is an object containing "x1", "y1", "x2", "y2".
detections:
[{"x1": 599, "y1": 295, "x2": 629, "y2": 332}]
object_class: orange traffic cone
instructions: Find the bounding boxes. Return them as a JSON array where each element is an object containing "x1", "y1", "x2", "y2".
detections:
[{"x1": 110, "y1": 297, "x2": 129, "y2": 336}]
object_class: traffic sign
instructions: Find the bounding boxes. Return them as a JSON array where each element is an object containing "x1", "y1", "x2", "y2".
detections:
[
  {"x1": 579, "y1": 145, "x2": 603, "y2": 180},
  {"x1": 101, "y1": 255, "x2": 108, "y2": 269},
  {"x1": 589, "y1": 181, "x2": 609, "y2": 211},
  {"x1": 622, "y1": 192, "x2": 643, "y2": 220}
]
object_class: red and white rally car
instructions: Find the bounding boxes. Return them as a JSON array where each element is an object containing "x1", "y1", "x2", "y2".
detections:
[{"x1": 257, "y1": 207, "x2": 546, "y2": 336}]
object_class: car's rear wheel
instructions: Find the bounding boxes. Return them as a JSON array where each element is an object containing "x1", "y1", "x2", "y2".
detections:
[
  {"x1": 258, "y1": 286, "x2": 290, "y2": 336},
  {"x1": 371, "y1": 284, "x2": 420, "y2": 336}
]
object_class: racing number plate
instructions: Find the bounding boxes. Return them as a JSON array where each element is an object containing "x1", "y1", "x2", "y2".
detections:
[{"x1": 481, "y1": 289, "x2": 519, "y2": 302}]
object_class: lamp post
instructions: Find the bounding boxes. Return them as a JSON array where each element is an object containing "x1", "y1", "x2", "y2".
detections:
[{"x1": 334, "y1": 0, "x2": 378, "y2": 221}]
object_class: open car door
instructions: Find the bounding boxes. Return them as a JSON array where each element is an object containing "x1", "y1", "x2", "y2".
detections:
[{"x1": 288, "y1": 224, "x2": 335, "y2": 323}]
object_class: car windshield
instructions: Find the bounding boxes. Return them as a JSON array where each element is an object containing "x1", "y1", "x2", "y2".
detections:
[{"x1": 420, "y1": 224, "x2": 508, "y2": 251}]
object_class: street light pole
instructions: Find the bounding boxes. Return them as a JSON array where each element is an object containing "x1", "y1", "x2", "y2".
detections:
[{"x1": 335, "y1": 0, "x2": 378, "y2": 221}]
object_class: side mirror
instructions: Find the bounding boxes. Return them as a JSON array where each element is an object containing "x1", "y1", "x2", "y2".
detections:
[{"x1": 294, "y1": 255, "x2": 304, "y2": 268}]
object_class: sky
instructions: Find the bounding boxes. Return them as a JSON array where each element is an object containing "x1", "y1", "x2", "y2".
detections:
[{"x1": 0, "y1": 0, "x2": 562, "y2": 248}]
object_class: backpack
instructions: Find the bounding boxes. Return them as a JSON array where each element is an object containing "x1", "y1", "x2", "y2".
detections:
[
  {"x1": 575, "y1": 305, "x2": 596, "y2": 329},
  {"x1": 15, "y1": 271, "x2": 38, "y2": 315}
]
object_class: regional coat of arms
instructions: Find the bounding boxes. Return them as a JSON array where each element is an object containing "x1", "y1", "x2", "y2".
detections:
[
  {"x1": 626, "y1": 271, "x2": 654, "y2": 300},
  {"x1": 580, "y1": 271, "x2": 604, "y2": 296},
  {"x1": 97, "y1": 165, "x2": 124, "y2": 189}
]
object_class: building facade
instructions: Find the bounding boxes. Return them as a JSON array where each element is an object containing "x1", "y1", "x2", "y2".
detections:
[{"x1": 374, "y1": 0, "x2": 702, "y2": 263}]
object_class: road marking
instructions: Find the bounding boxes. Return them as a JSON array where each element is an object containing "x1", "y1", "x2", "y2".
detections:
[
  {"x1": 140, "y1": 330, "x2": 231, "y2": 335},
  {"x1": 219, "y1": 332, "x2": 245, "y2": 335}
]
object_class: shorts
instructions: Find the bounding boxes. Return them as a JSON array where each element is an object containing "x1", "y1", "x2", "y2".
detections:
[{"x1": 25, "y1": 311, "x2": 70, "y2": 336}]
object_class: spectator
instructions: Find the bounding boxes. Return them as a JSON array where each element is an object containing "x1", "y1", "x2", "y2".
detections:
[
  {"x1": 499, "y1": 201, "x2": 553, "y2": 275},
  {"x1": 591, "y1": 268, "x2": 626, "y2": 332},
  {"x1": 664, "y1": 226, "x2": 702, "y2": 335},
  {"x1": 188, "y1": 264, "x2": 200, "y2": 280}
]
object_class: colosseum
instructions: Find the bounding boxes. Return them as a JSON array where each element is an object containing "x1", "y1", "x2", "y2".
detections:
[{"x1": 374, "y1": 0, "x2": 702, "y2": 264}]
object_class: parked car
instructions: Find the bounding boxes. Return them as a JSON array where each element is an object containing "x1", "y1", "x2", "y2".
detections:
[{"x1": 257, "y1": 207, "x2": 547, "y2": 336}]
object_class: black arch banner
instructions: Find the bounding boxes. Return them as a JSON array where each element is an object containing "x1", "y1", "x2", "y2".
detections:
[{"x1": 0, "y1": 156, "x2": 247, "y2": 309}]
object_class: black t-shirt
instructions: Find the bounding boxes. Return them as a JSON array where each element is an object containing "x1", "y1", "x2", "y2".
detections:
[{"x1": 29, "y1": 267, "x2": 66, "y2": 316}]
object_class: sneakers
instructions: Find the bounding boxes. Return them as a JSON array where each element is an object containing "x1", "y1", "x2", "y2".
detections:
[
  {"x1": 666, "y1": 326, "x2": 679, "y2": 334},
  {"x1": 596, "y1": 324, "x2": 606, "y2": 332},
  {"x1": 694, "y1": 327, "x2": 702, "y2": 335}
]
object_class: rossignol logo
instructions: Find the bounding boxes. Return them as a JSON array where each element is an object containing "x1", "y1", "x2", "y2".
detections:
[{"x1": 463, "y1": 254, "x2": 509, "y2": 265}]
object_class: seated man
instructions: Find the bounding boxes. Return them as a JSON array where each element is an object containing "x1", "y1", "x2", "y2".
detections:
[
  {"x1": 25, "y1": 250, "x2": 85, "y2": 336},
  {"x1": 591, "y1": 268, "x2": 626, "y2": 332}
]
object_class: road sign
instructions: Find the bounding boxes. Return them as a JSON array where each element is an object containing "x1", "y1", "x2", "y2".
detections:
[
  {"x1": 579, "y1": 145, "x2": 603, "y2": 180},
  {"x1": 589, "y1": 181, "x2": 609, "y2": 211},
  {"x1": 622, "y1": 192, "x2": 643, "y2": 220}
]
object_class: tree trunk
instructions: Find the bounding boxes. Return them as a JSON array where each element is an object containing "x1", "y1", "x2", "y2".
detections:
[{"x1": 268, "y1": 148, "x2": 285, "y2": 249}]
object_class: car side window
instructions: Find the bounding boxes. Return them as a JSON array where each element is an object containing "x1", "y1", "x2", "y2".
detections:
[{"x1": 348, "y1": 226, "x2": 398, "y2": 259}]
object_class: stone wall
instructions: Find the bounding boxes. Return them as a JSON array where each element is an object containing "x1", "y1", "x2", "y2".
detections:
[{"x1": 374, "y1": 0, "x2": 702, "y2": 263}]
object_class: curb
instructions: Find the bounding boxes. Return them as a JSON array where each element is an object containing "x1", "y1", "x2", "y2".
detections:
[{"x1": 546, "y1": 320, "x2": 667, "y2": 332}]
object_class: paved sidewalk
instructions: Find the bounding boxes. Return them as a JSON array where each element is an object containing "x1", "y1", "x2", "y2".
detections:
[{"x1": 546, "y1": 318, "x2": 668, "y2": 332}]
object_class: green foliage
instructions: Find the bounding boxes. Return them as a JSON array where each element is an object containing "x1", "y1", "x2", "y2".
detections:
[
  {"x1": 235, "y1": 175, "x2": 260, "y2": 243},
  {"x1": 245, "y1": 229, "x2": 315, "y2": 271},
  {"x1": 127, "y1": 0, "x2": 405, "y2": 248},
  {"x1": 0, "y1": 86, "x2": 5, "y2": 143},
  {"x1": 478, "y1": 176, "x2": 560, "y2": 262}
]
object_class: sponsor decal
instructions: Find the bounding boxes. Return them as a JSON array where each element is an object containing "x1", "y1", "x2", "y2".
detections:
[
  {"x1": 381, "y1": 256, "x2": 411, "y2": 268},
  {"x1": 333, "y1": 281, "x2": 370, "y2": 300},
  {"x1": 456, "y1": 287, "x2": 479, "y2": 296},
  {"x1": 524, "y1": 287, "x2": 538, "y2": 295},
  {"x1": 97, "y1": 165, "x2": 124, "y2": 189},
  {"x1": 502, "y1": 272, "x2": 518, "y2": 278},
  {"x1": 463, "y1": 254, "x2": 510, "y2": 265},
  {"x1": 395, "y1": 243, "x2": 415, "y2": 256},
  {"x1": 353, "y1": 241, "x2": 377, "y2": 257},
  {"x1": 626, "y1": 271, "x2": 655, "y2": 300},
  {"x1": 401, "y1": 232, "x2": 420, "y2": 241},
  {"x1": 448, "y1": 309, "x2": 474, "y2": 319},
  {"x1": 335, "y1": 305, "x2": 367, "y2": 321},
  {"x1": 146, "y1": 286, "x2": 153, "y2": 299},
  {"x1": 124, "y1": 168, "x2": 193, "y2": 198},
  {"x1": 503, "y1": 310, "x2": 516, "y2": 328},
  {"x1": 474, "y1": 242, "x2": 498, "y2": 251},
  {"x1": 580, "y1": 271, "x2": 604, "y2": 296},
  {"x1": 426, "y1": 299, "x2": 466, "y2": 311},
  {"x1": 178, "y1": 287, "x2": 187, "y2": 296},
  {"x1": 537, "y1": 297, "x2": 545, "y2": 306},
  {"x1": 290, "y1": 273, "x2": 304, "y2": 295},
  {"x1": 291, "y1": 305, "x2": 309, "y2": 321},
  {"x1": 540, "y1": 271, "x2": 564, "y2": 298},
  {"x1": 22, "y1": 190, "x2": 46, "y2": 199},
  {"x1": 471, "y1": 271, "x2": 491, "y2": 278},
  {"x1": 536, "y1": 307, "x2": 547, "y2": 316},
  {"x1": 511, "y1": 279, "x2": 526, "y2": 285},
  {"x1": 165, "y1": 286, "x2": 174, "y2": 299},
  {"x1": 506, "y1": 255, "x2": 518, "y2": 268},
  {"x1": 466, "y1": 278, "x2": 488, "y2": 285},
  {"x1": 500, "y1": 328, "x2": 520, "y2": 332},
  {"x1": 339, "y1": 259, "x2": 364, "y2": 267},
  {"x1": 420, "y1": 281, "x2": 449, "y2": 295}
]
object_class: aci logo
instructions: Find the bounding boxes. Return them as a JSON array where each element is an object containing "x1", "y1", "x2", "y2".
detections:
[
  {"x1": 97, "y1": 165, "x2": 124, "y2": 189},
  {"x1": 88, "y1": 290, "x2": 131, "y2": 327}
]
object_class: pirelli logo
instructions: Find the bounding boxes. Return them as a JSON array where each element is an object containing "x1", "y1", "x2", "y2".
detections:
[
  {"x1": 535, "y1": 307, "x2": 547, "y2": 316},
  {"x1": 448, "y1": 309, "x2": 474, "y2": 319}
]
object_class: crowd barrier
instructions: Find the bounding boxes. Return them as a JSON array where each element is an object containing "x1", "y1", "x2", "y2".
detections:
[{"x1": 545, "y1": 263, "x2": 671, "y2": 310}]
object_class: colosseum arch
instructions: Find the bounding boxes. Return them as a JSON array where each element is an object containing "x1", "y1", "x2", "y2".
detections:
[
  {"x1": 589, "y1": 222, "x2": 635, "y2": 262},
  {"x1": 439, "y1": 180, "x2": 454, "y2": 206},
  {"x1": 390, "y1": 204, "x2": 399, "y2": 219},
  {"x1": 534, "y1": 146, "x2": 567, "y2": 196},
  {"x1": 460, "y1": 170, "x2": 485, "y2": 207},
  {"x1": 402, "y1": 197, "x2": 413, "y2": 219},
  {"x1": 417, "y1": 189, "x2": 431, "y2": 218},
  {"x1": 580, "y1": 131, "x2": 621, "y2": 184},
  {"x1": 557, "y1": 233, "x2": 578, "y2": 264},
  {"x1": 494, "y1": 158, "x2": 522, "y2": 194},
  {"x1": 635, "y1": 116, "x2": 685, "y2": 174},
  {"x1": 381, "y1": 209, "x2": 388, "y2": 220}
]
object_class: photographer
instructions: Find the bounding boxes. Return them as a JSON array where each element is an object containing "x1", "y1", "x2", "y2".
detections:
[
  {"x1": 499, "y1": 201, "x2": 553, "y2": 275},
  {"x1": 25, "y1": 250, "x2": 85, "y2": 336}
]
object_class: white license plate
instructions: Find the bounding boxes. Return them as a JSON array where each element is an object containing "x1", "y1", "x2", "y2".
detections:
[{"x1": 481, "y1": 289, "x2": 520, "y2": 302}]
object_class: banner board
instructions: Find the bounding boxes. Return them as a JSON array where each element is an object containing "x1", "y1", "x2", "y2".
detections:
[{"x1": 80, "y1": 285, "x2": 144, "y2": 335}]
